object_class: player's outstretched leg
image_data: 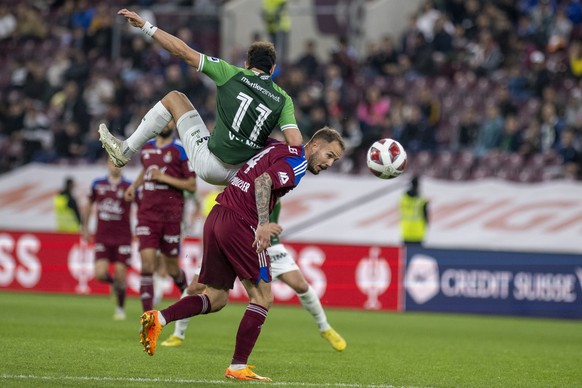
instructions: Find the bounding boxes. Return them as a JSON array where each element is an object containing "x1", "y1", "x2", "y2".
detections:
[
  {"x1": 139, "y1": 310, "x2": 164, "y2": 356},
  {"x1": 99, "y1": 100, "x2": 173, "y2": 167}
]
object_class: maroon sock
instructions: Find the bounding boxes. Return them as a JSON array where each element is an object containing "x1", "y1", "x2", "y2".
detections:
[
  {"x1": 114, "y1": 285, "x2": 126, "y2": 309},
  {"x1": 140, "y1": 273, "x2": 153, "y2": 312},
  {"x1": 160, "y1": 294, "x2": 211, "y2": 323},
  {"x1": 231, "y1": 304, "x2": 268, "y2": 365},
  {"x1": 172, "y1": 269, "x2": 188, "y2": 293}
]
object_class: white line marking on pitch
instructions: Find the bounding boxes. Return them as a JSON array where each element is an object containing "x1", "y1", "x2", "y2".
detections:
[{"x1": 0, "y1": 374, "x2": 425, "y2": 388}]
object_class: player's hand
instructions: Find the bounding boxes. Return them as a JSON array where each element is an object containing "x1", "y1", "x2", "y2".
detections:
[
  {"x1": 267, "y1": 223, "x2": 283, "y2": 237},
  {"x1": 118, "y1": 9, "x2": 145, "y2": 29},
  {"x1": 149, "y1": 168, "x2": 164, "y2": 182},
  {"x1": 253, "y1": 223, "x2": 271, "y2": 253},
  {"x1": 124, "y1": 185, "x2": 135, "y2": 201}
]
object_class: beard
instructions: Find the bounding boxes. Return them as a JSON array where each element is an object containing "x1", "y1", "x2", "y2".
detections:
[
  {"x1": 307, "y1": 153, "x2": 319, "y2": 174},
  {"x1": 158, "y1": 130, "x2": 173, "y2": 138}
]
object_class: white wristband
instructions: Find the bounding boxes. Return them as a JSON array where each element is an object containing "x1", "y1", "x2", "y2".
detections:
[{"x1": 141, "y1": 21, "x2": 158, "y2": 37}]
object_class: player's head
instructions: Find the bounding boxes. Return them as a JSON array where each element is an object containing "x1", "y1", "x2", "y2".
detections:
[
  {"x1": 158, "y1": 121, "x2": 175, "y2": 139},
  {"x1": 107, "y1": 157, "x2": 122, "y2": 178},
  {"x1": 304, "y1": 127, "x2": 345, "y2": 175},
  {"x1": 246, "y1": 41, "x2": 277, "y2": 75}
]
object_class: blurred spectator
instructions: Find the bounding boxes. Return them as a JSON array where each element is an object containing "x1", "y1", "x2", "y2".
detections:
[
  {"x1": 366, "y1": 36, "x2": 399, "y2": 77},
  {"x1": 475, "y1": 104, "x2": 504, "y2": 156},
  {"x1": 454, "y1": 108, "x2": 480, "y2": 150},
  {"x1": 520, "y1": 119, "x2": 543, "y2": 158},
  {"x1": 399, "y1": 104, "x2": 435, "y2": 152},
  {"x1": 54, "y1": 176, "x2": 82, "y2": 233},
  {"x1": 565, "y1": 89, "x2": 582, "y2": 130},
  {"x1": 568, "y1": 40, "x2": 582, "y2": 77},
  {"x1": 499, "y1": 114, "x2": 523, "y2": 152},
  {"x1": 557, "y1": 127, "x2": 581, "y2": 177},
  {"x1": 295, "y1": 40, "x2": 320, "y2": 78},
  {"x1": 0, "y1": 5, "x2": 17, "y2": 40},
  {"x1": 539, "y1": 102, "x2": 564, "y2": 151},
  {"x1": 54, "y1": 121, "x2": 85, "y2": 159}
]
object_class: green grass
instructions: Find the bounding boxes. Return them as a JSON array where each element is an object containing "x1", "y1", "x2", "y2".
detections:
[{"x1": 0, "y1": 292, "x2": 581, "y2": 387}]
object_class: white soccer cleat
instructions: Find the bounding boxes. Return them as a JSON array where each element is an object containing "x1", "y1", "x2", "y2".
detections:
[{"x1": 98, "y1": 123, "x2": 130, "y2": 167}]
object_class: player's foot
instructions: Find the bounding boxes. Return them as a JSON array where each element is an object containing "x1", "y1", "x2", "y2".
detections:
[
  {"x1": 161, "y1": 334, "x2": 184, "y2": 347},
  {"x1": 98, "y1": 123, "x2": 130, "y2": 167},
  {"x1": 139, "y1": 310, "x2": 163, "y2": 356},
  {"x1": 321, "y1": 328, "x2": 347, "y2": 352},
  {"x1": 113, "y1": 309, "x2": 126, "y2": 321},
  {"x1": 224, "y1": 366, "x2": 272, "y2": 381}
]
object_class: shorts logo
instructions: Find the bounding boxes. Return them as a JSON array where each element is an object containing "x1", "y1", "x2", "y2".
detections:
[
  {"x1": 209, "y1": 57, "x2": 219, "y2": 62},
  {"x1": 136, "y1": 226, "x2": 151, "y2": 236},
  {"x1": 164, "y1": 234, "x2": 181, "y2": 244},
  {"x1": 278, "y1": 172, "x2": 289, "y2": 184}
]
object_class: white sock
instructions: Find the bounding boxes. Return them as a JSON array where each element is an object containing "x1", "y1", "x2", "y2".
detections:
[
  {"x1": 173, "y1": 318, "x2": 191, "y2": 339},
  {"x1": 228, "y1": 364, "x2": 246, "y2": 371},
  {"x1": 126, "y1": 101, "x2": 172, "y2": 153},
  {"x1": 298, "y1": 286, "x2": 331, "y2": 331},
  {"x1": 157, "y1": 311, "x2": 167, "y2": 326},
  {"x1": 171, "y1": 289, "x2": 192, "y2": 339}
]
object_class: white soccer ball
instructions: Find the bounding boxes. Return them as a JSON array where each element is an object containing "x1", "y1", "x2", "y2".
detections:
[{"x1": 366, "y1": 138, "x2": 408, "y2": 179}]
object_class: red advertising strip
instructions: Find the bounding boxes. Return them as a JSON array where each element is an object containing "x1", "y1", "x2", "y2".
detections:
[{"x1": 0, "y1": 230, "x2": 402, "y2": 311}]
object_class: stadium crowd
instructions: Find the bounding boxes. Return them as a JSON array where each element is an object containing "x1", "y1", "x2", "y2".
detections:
[{"x1": 2, "y1": 0, "x2": 582, "y2": 181}]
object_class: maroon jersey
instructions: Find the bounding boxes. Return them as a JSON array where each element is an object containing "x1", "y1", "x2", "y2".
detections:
[
  {"x1": 89, "y1": 177, "x2": 133, "y2": 245},
  {"x1": 138, "y1": 139, "x2": 196, "y2": 222},
  {"x1": 217, "y1": 140, "x2": 306, "y2": 226}
]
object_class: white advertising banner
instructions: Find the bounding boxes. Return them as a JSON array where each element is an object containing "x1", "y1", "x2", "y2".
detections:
[{"x1": 1, "y1": 164, "x2": 581, "y2": 253}]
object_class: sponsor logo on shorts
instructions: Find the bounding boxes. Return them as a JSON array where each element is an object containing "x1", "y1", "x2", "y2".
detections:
[
  {"x1": 136, "y1": 226, "x2": 151, "y2": 236},
  {"x1": 118, "y1": 245, "x2": 132, "y2": 255},
  {"x1": 163, "y1": 234, "x2": 181, "y2": 244},
  {"x1": 270, "y1": 251, "x2": 288, "y2": 262}
]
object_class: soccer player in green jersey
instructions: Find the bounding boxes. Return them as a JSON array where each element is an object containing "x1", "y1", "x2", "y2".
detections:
[{"x1": 99, "y1": 8, "x2": 303, "y2": 186}]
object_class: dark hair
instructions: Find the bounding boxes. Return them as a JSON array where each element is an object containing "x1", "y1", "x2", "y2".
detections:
[
  {"x1": 247, "y1": 41, "x2": 276, "y2": 74},
  {"x1": 310, "y1": 126, "x2": 345, "y2": 151}
]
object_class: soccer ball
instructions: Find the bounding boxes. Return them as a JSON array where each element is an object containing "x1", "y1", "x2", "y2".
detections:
[{"x1": 366, "y1": 138, "x2": 407, "y2": 179}]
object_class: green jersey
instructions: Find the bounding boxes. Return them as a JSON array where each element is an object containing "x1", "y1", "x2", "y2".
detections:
[
  {"x1": 199, "y1": 54, "x2": 298, "y2": 165},
  {"x1": 269, "y1": 199, "x2": 282, "y2": 246}
]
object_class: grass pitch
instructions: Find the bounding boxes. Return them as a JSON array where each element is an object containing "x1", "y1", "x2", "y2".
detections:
[{"x1": 0, "y1": 292, "x2": 580, "y2": 387}]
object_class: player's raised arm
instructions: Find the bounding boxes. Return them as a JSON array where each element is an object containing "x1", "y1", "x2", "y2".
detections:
[
  {"x1": 118, "y1": 8, "x2": 201, "y2": 69},
  {"x1": 282, "y1": 127, "x2": 303, "y2": 146}
]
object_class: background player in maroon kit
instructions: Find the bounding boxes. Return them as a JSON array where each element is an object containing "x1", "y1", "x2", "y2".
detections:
[
  {"x1": 124, "y1": 124, "x2": 197, "y2": 312},
  {"x1": 82, "y1": 158, "x2": 134, "y2": 320},
  {"x1": 139, "y1": 127, "x2": 344, "y2": 382}
]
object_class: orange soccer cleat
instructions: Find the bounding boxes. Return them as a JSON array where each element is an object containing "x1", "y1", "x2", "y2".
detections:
[
  {"x1": 224, "y1": 365, "x2": 272, "y2": 381},
  {"x1": 139, "y1": 310, "x2": 163, "y2": 356}
]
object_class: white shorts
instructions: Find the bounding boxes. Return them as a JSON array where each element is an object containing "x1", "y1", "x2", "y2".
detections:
[
  {"x1": 176, "y1": 110, "x2": 243, "y2": 185},
  {"x1": 267, "y1": 243, "x2": 299, "y2": 279}
]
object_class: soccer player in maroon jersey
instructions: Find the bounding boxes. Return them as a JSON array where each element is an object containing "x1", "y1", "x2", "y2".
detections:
[
  {"x1": 124, "y1": 124, "x2": 197, "y2": 312},
  {"x1": 139, "y1": 127, "x2": 345, "y2": 382},
  {"x1": 82, "y1": 159, "x2": 134, "y2": 320}
]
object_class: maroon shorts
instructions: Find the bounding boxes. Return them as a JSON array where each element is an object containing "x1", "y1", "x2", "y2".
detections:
[
  {"x1": 136, "y1": 219, "x2": 182, "y2": 257},
  {"x1": 94, "y1": 241, "x2": 132, "y2": 266},
  {"x1": 199, "y1": 205, "x2": 271, "y2": 289}
]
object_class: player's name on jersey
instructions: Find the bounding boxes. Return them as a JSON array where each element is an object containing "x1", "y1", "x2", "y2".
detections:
[{"x1": 228, "y1": 131, "x2": 262, "y2": 148}]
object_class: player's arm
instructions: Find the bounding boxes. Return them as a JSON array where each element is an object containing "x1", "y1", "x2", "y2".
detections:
[
  {"x1": 118, "y1": 9, "x2": 201, "y2": 69},
  {"x1": 125, "y1": 168, "x2": 145, "y2": 202},
  {"x1": 282, "y1": 127, "x2": 303, "y2": 146},
  {"x1": 150, "y1": 169, "x2": 197, "y2": 192},
  {"x1": 253, "y1": 172, "x2": 273, "y2": 253},
  {"x1": 279, "y1": 94, "x2": 303, "y2": 146},
  {"x1": 81, "y1": 198, "x2": 94, "y2": 242}
]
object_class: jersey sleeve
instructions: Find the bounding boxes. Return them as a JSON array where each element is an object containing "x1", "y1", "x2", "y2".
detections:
[
  {"x1": 176, "y1": 142, "x2": 197, "y2": 179},
  {"x1": 265, "y1": 155, "x2": 306, "y2": 190},
  {"x1": 277, "y1": 93, "x2": 298, "y2": 131},
  {"x1": 199, "y1": 55, "x2": 242, "y2": 86},
  {"x1": 88, "y1": 180, "x2": 98, "y2": 202}
]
